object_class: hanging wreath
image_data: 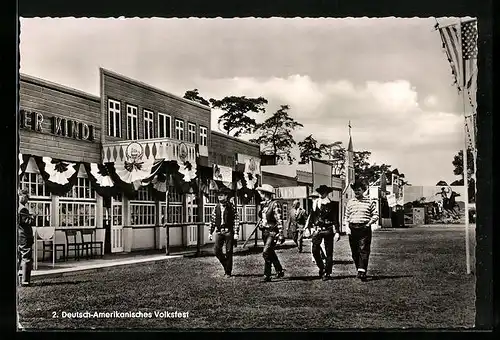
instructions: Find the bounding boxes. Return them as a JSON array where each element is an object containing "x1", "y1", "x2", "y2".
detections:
[{"x1": 34, "y1": 156, "x2": 80, "y2": 196}]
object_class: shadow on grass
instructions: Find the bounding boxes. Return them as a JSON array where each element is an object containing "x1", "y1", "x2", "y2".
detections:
[
  {"x1": 366, "y1": 274, "x2": 413, "y2": 281},
  {"x1": 29, "y1": 280, "x2": 91, "y2": 287},
  {"x1": 231, "y1": 273, "x2": 264, "y2": 278}
]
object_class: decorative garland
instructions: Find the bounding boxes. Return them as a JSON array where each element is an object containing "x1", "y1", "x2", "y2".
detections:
[
  {"x1": 18, "y1": 153, "x2": 31, "y2": 178},
  {"x1": 83, "y1": 162, "x2": 119, "y2": 199},
  {"x1": 33, "y1": 156, "x2": 80, "y2": 196}
]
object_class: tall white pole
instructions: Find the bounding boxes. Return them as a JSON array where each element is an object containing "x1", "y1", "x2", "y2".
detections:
[
  {"x1": 462, "y1": 120, "x2": 471, "y2": 275},
  {"x1": 458, "y1": 18, "x2": 471, "y2": 275}
]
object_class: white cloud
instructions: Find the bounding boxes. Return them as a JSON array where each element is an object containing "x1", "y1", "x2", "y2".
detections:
[{"x1": 195, "y1": 75, "x2": 463, "y2": 185}]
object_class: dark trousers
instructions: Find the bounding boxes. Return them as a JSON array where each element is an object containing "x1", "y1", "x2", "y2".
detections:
[
  {"x1": 292, "y1": 227, "x2": 305, "y2": 251},
  {"x1": 348, "y1": 226, "x2": 372, "y2": 271},
  {"x1": 214, "y1": 231, "x2": 234, "y2": 275},
  {"x1": 311, "y1": 229, "x2": 334, "y2": 275},
  {"x1": 18, "y1": 226, "x2": 34, "y2": 283},
  {"x1": 262, "y1": 230, "x2": 283, "y2": 277}
]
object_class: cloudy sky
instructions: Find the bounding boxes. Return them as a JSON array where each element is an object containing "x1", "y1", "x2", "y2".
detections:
[{"x1": 19, "y1": 17, "x2": 470, "y2": 185}]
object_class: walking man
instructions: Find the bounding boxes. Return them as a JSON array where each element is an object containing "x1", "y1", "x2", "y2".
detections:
[
  {"x1": 208, "y1": 186, "x2": 240, "y2": 278},
  {"x1": 287, "y1": 200, "x2": 307, "y2": 252},
  {"x1": 344, "y1": 180, "x2": 379, "y2": 282},
  {"x1": 308, "y1": 185, "x2": 341, "y2": 281},
  {"x1": 256, "y1": 184, "x2": 285, "y2": 282},
  {"x1": 18, "y1": 189, "x2": 35, "y2": 287},
  {"x1": 306, "y1": 192, "x2": 326, "y2": 264}
]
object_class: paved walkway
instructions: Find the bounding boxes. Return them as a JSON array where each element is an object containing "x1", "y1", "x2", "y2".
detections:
[{"x1": 30, "y1": 240, "x2": 270, "y2": 280}]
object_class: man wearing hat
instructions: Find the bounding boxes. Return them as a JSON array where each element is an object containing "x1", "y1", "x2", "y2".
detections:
[
  {"x1": 209, "y1": 186, "x2": 240, "y2": 278},
  {"x1": 344, "y1": 179, "x2": 379, "y2": 282},
  {"x1": 308, "y1": 184, "x2": 340, "y2": 280},
  {"x1": 305, "y1": 192, "x2": 326, "y2": 264},
  {"x1": 287, "y1": 199, "x2": 307, "y2": 252},
  {"x1": 18, "y1": 188, "x2": 35, "y2": 287},
  {"x1": 256, "y1": 184, "x2": 285, "y2": 282}
]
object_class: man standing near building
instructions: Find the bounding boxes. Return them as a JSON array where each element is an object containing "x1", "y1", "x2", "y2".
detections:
[
  {"x1": 208, "y1": 186, "x2": 240, "y2": 278},
  {"x1": 344, "y1": 180, "x2": 379, "y2": 282},
  {"x1": 308, "y1": 185, "x2": 341, "y2": 281},
  {"x1": 18, "y1": 189, "x2": 35, "y2": 287},
  {"x1": 287, "y1": 200, "x2": 307, "y2": 252},
  {"x1": 256, "y1": 184, "x2": 286, "y2": 282}
]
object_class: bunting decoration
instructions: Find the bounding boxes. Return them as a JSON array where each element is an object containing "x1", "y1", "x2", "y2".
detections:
[
  {"x1": 114, "y1": 157, "x2": 156, "y2": 186},
  {"x1": 33, "y1": 156, "x2": 80, "y2": 196},
  {"x1": 84, "y1": 162, "x2": 118, "y2": 198},
  {"x1": 19, "y1": 153, "x2": 31, "y2": 178}
]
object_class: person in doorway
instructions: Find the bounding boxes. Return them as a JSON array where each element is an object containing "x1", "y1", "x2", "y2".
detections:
[
  {"x1": 308, "y1": 185, "x2": 341, "y2": 281},
  {"x1": 208, "y1": 186, "x2": 240, "y2": 278},
  {"x1": 287, "y1": 200, "x2": 307, "y2": 252},
  {"x1": 344, "y1": 180, "x2": 379, "y2": 282},
  {"x1": 18, "y1": 189, "x2": 35, "y2": 287},
  {"x1": 256, "y1": 184, "x2": 285, "y2": 282}
]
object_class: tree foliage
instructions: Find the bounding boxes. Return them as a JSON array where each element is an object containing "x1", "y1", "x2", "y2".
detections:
[
  {"x1": 183, "y1": 89, "x2": 210, "y2": 106},
  {"x1": 452, "y1": 149, "x2": 475, "y2": 181},
  {"x1": 298, "y1": 135, "x2": 322, "y2": 164},
  {"x1": 209, "y1": 96, "x2": 268, "y2": 137},
  {"x1": 319, "y1": 141, "x2": 344, "y2": 175},
  {"x1": 250, "y1": 105, "x2": 303, "y2": 165}
]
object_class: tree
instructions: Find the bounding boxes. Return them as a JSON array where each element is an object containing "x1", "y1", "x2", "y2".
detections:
[
  {"x1": 358, "y1": 163, "x2": 392, "y2": 185},
  {"x1": 452, "y1": 149, "x2": 475, "y2": 181},
  {"x1": 353, "y1": 151, "x2": 372, "y2": 181},
  {"x1": 298, "y1": 135, "x2": 322, "y2": 164},
  {"x1": 250, "y1": 105, "x2": 303, "y2": 165},
  {"x1": 209, "y1": 96, "x2": 268, "y2": 137},
  {"x1": 319, "y1": 141, "x2": 344, "y2": 175},
  {"x1": 183, "y1": 89, "x2": 210, "y2": 106}
]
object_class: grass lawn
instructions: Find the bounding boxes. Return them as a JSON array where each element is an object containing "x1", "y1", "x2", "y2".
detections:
[{"x1": 18, "y1": 225, "x2": 476, "y2": 330}]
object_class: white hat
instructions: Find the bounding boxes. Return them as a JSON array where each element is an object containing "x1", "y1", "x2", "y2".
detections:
[{"x1": 256, "y1": 184, "x2": 275, "y2": 195}]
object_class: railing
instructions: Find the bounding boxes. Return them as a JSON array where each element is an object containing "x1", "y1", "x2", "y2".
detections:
[{"x1": 102, "y1": 137, "x2": 207, "y2": 163}]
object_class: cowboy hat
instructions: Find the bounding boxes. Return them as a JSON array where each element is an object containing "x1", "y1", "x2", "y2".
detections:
[
  {"x1": 315, "y1": 185, "x2": 334, "y2": 195},
  {"x1": 350, "y1": 179, "x2": 367, "y2": 191},
  {"x1": 256, "y1": 184, "x2": 275, "y2": 195}
]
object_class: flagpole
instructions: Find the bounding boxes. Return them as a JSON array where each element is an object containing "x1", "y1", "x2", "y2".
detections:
[{"x1": 458, "y1": 19, "x2": 471, "y2": 275}]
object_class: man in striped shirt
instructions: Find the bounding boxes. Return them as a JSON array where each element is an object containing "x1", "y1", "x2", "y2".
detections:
[
  {"x1": 208, "y1": 186, "x2": 240, "y2": 278},
  {"x1": 256, "y1": 184, "x2": 285, "y2": 282},
  {"x1": 344, "y1": 180, "x2": 379, "y2": 282}
]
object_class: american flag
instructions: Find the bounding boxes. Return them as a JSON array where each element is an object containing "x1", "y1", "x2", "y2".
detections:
[{"x1": 437, "y1": 19, "x2": 477, "y2": 93}]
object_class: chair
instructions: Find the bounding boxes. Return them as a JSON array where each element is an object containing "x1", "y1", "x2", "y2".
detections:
[
  {"x1": 37, "y1": 227, "x2": 66, "y2": 263},
  {"x1": 80, "y1": 229, "x2": 103, "y2": 259},
  {"x1": 64, "y1": 229, "x2": 82, "y2": 261}
]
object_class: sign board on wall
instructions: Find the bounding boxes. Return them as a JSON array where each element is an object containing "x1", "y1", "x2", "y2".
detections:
[
  {"x1": 213, "y1": 164, "x2": 233, "y2": 183},
  {"x1": 276, "y1": 186, "x2": 308, "y2": 199},
  {"x1": 311, "y1": 158, "x2": 332, "y2": 190},
  {"x1": 19, "y1": 109, "x2": 96, "y2": 142},
  {"x1": 237, "y1": 154, "x2": 261, "y2": 176}
]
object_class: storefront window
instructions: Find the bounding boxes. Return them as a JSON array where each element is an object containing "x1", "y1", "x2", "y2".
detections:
[
  {"x1": 130, "y1": 186, "x2": 156, "y2": 226},
  {"x1": 20, "y1": 172, "x2": 51, "y2": 227},
  {"x1": 204, "y1": 206, "x2": 214, "y2": 223},
  {"x1": 130, "y1": 204, "x2": 156, "y2": 226},
  {"x1": 160, "y1": 204, "x2": 183, "y2": 224},
  {"x1": 245, "y1": 206, "x2": 257, "y2": 222},
  {"x1": 20, "y1": 173, "x2": 49, "y2": 198},
  {"x1": 59, "y1": 177, "x2": 97, "y2": 227}
]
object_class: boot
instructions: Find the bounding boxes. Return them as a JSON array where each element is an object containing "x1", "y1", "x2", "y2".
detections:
[{"x1": 21, "y1": 262, "x2": 32, "y2": 286}]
